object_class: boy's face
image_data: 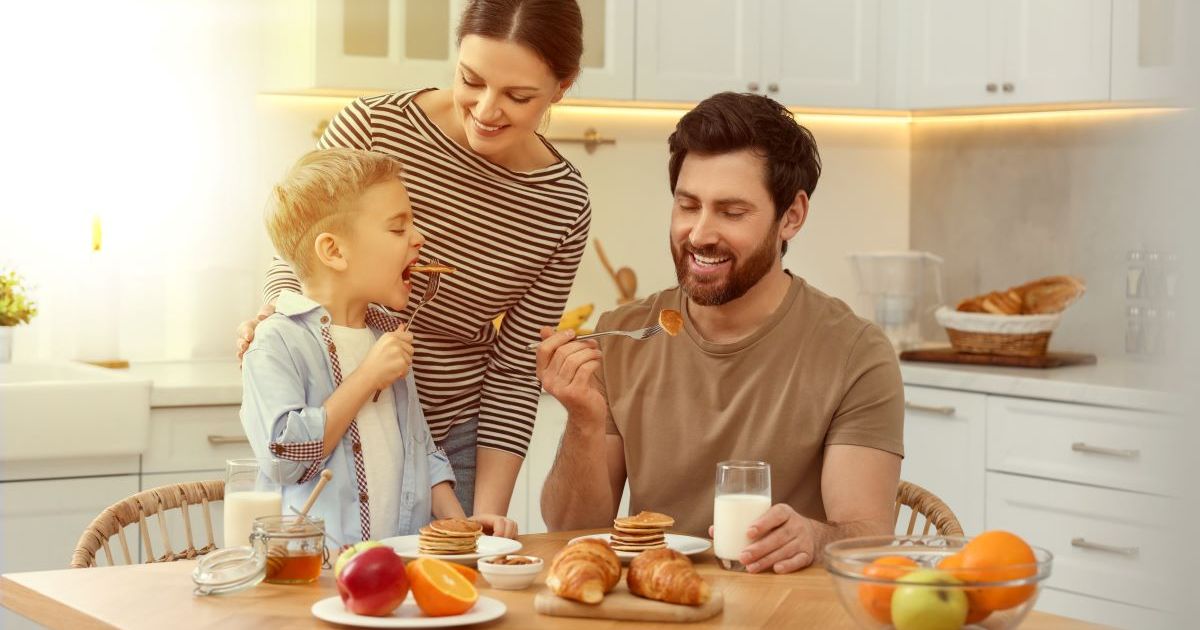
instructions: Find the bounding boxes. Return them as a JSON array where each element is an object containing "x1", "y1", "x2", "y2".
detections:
[
  {"x1": 669, "y1": 150, "x2": 782, "y2": 306},
  {"x1": 341, "y1": 179, "x2": 425, "y2": 312}
]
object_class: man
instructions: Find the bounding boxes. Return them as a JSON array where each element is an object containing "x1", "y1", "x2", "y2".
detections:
[{"x1": 536, "y1": 92, "x2": 904, "y2": 574}]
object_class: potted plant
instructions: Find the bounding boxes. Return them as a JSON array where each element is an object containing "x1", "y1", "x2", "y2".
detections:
[{"x1": 0, "y1": 269, "x2": 38, "y2": 363}]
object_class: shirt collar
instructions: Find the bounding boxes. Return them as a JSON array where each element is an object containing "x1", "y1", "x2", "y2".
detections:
[{"x1": 274, "y1": 290, "x2": 325, "y2": 318}]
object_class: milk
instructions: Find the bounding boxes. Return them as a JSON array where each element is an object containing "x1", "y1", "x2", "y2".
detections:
[
  {"x1": 223, "y1": 491, "x2": 282, "y2": 548},
  {"x1": 713, "y1": 493, "x2": 771, "y2": 560}
]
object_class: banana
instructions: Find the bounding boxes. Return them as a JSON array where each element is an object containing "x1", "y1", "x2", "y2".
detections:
[
  {"x1": 556, "y1": 303, "x2": 594, "y2": 332},
  {"x1": 491, "y1": 303, "x2": 594, "y2": 333}
]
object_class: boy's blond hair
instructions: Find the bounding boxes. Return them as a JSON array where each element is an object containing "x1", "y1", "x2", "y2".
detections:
[{"x1": 267, "y1": 148, "x2": 404, "y2": 281}]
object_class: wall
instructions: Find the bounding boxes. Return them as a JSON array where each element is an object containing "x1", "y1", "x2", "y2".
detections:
[{"x1": 909, "y1": 110, "x2": 1195, "y2": 357}]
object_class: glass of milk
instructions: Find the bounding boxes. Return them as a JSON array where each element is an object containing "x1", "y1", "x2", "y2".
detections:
[
  {"x1": 713, "y1": 460, "x2": 771, "y2": 571},
  {"x1": 224, "y1": 458, "x2": 282, "y2": 549}
]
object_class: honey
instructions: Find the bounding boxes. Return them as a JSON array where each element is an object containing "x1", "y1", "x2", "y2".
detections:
[{"x1": 265, "y1": 551, "x2": 323, "y2": 584}]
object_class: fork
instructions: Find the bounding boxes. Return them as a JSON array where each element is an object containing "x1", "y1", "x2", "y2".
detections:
[
  {"x1": 371, "y1": 258, "x2": 445, "y2": 401},
  {"x1": 524, "y1": 324, "x2": 663, "y2": 351},
  {"x1": 406, "y1": 258, "x2": 444, "y2": 329}
]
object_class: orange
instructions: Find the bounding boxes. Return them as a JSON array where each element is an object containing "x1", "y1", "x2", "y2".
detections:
[
  {"x1": 856, "y1": 556, "x2": 918, "y2": 624},
  {"x1": 448, "y1": 562, "x2": 478, "y2": 585},
  {"x1": 405, "y1": 558, "x2": 479, "y2": 617},
  {"x1": 958, "y1": 530, "x2": 1037, "y2": 611},
  {"x1": 938, "y1": 552, "x2": 991, "y2": 624}
]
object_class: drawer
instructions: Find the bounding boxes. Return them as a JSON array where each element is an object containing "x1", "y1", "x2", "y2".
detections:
[
  {"x1": 142, "y1": 406, "x2": 253, "y2": 474},
  {"x1": 986, "y1": 395, "x2": 1180, "y2": 495},
  {"x1": 1037, "y1": 587, "x2": 1176, "y2": 630},
  {"x1": 986, "y1": 473, "x2": 1178, "y2": 610}
]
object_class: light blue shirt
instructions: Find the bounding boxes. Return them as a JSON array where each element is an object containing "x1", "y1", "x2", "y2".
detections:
[{"x1": 239, "y1": 291, "x2": 455, "y2": 546}]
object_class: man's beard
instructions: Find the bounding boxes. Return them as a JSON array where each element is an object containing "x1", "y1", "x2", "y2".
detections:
[{"x1": 672, "y1": 228, "x2": 780, "y2": 306}]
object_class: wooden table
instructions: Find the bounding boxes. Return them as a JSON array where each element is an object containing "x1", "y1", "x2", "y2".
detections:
[{"x1": 1, "y1": 530, "x2": 1101, "y2": 629}]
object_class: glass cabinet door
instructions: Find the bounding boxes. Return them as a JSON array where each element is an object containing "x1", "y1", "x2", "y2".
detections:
[{"x1": 570, "y1": 0, "x2": 635, "y2": 100}]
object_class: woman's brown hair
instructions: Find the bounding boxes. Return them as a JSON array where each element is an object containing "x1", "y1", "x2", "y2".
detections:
[{"x1": 456, "y1": 0, "x2": 583, "y2": 82}]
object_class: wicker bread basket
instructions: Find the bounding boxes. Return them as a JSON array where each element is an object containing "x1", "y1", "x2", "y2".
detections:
[{"x1": 935, "y1": 307, "x2": 1062, "y2": 357}]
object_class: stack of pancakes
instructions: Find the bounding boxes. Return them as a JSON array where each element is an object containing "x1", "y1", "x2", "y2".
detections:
[
  {"x1": 610, "y1": 511, "x2": 674, "y2": 552},
  {"x1": 418, "y1": 518, "x2": 482, "y2": 555}
]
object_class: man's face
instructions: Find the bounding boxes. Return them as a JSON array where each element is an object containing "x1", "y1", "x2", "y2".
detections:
[{"x1": 670, "y1": 150, "x2": 782, "y2": 306}]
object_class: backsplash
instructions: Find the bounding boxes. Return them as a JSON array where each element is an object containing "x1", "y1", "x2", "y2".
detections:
[{"x1": 910, "y1": 110, "x2": 1195, "y2": 357}]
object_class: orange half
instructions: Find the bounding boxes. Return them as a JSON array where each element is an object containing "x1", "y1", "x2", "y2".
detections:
[{"x1": 406, "y1": 558, "x2": 479, "y2": 617}]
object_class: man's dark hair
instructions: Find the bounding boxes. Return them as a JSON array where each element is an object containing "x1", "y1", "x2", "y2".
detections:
[{"x1": 667, "y1": 92, "x2": 822, "y2": 255}]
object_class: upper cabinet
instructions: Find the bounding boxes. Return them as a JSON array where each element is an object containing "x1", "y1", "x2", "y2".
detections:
[
  {"x1": 571, "y1": 0, "x2": 636, "y2": 100},
  {"x1": 261, "y1": 0, "x2": 1170, "y2": 112},
  {"x1": 1111, "y1": 0, "x2": 1186, "y2": 102},
  {"x1": 901, "y1": 0, "x2": 1111, "y2": 109},
  {"x1": 264, "y1": 0, "x2": 635, "y2": 99},
  {"x1": 635, "y1": 0, "x2": 879, "y2": 108},
  {"x1": 264, "y1": 0, "x2": 464, "y2": 93}
]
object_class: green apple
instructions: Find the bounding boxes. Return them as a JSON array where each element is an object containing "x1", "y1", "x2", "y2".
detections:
[
  {"x1": 334, "y1": 540, "x2": 386, "y2": 578},
  {"x1": 890, "y1": 569, "x2": 969, "y2": 630}
]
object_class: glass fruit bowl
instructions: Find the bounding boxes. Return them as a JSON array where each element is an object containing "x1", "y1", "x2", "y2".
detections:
[{"x1": 824, "y1": 535, "x2": 1053, "y2": 630}]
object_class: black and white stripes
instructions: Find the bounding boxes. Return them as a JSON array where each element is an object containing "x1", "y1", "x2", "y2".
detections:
[{"x1": 264, "y1": 89, "x2": 591, "y2": 457}]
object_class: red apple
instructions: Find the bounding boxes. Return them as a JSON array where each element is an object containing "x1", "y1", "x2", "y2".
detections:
[{"x1": 335, "y1": 546, "x2": 409, "y2": 617}]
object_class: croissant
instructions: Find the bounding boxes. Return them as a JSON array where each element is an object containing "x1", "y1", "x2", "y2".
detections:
[
  {"x1": 627, "y1": 548, "x2": 711, "y2": 606},
  {"x1": 546, "y1": 538, "x2": 622, "y2": 604}
]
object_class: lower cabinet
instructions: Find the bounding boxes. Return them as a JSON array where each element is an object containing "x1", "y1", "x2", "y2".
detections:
[
  {"x1": 0, "y1": 475, "x2": 140, "y2": 630},
  {"x1": 900, "y1": 385, "x2": 987, "y2": 535}
]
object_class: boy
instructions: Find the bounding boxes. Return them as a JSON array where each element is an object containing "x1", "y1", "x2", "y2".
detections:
[{"x1": 241, "y1": 148, "x2": 513, "y2": 545}]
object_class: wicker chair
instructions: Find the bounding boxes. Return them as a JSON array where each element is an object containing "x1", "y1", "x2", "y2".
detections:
[
  {"x1": 71, "y1": 480, "x2": 224, "y2": 569},
  {"x1": 894, "y1": 480, "x2": 963, "y2": 536}
]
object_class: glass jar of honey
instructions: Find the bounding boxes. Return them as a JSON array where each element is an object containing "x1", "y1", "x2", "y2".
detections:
[{"x1": 251, "y1": 515, "x2": 326, "y2": 584}]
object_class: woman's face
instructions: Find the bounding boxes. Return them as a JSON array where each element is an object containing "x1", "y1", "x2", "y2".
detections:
[{"x1": 452, "y1": 35, "x2": 571, "y2": 161}]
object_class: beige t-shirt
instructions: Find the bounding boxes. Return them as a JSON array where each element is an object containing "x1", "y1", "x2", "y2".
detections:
[{"x1": 600, "y1": 275, "x2": 904, "y2": 537}]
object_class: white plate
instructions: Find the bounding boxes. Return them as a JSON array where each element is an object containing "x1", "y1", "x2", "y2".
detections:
[
  {"x1": 311, "y1": 594, "x2": 505, "y2": 628},
  {"x1": 380, "y1": 535, "x2": 521, "y2": 565},
  {"x1": 568, "y1": 533, "x2": 712, "y2": 561}
]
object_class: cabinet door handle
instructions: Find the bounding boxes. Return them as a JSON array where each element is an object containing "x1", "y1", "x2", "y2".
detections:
[
  {"x1": 767, "y1": 82, "x2": 779, "y2": 94},
  {"x1": 747, "y1": 82, "x2": 760, "y2": 92},
  {"x1": 207, "y1": 434, "x2": 250, "y2": 446},
  {"x1": 1071, "y1": 537, "x2": 1139, "y2": 557},
  {"x1": 986, "y1": 82, "x2": 998, "y2": 93},
  {"x1": 904, "y1": 402, "x2": 956, "y2": 416},
  {"x1": 1002, "y1": 82, "x2": 1015, "y2": 93},
  {"x1": 1071, "y1": 442, "x2": 1140, "y2": 458}
]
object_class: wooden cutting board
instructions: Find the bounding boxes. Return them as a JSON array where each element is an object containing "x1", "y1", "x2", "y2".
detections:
[
  {"x1": 534, "y1": 584, "x2": 724, "y2": 623},
  {"x1": 900, "y1": 347, "x2": 1097, "y2": 368}
]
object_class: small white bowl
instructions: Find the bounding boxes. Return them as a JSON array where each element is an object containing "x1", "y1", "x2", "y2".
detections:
[{"x1": 477, "y1": 554, "x2": 543, "y2": 590}]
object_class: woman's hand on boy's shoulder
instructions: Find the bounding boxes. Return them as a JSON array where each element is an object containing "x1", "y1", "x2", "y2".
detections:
[
  {"x1": 362, "y1": 326, "x2": 415, "y2": 390},
  {"x1": 236, "y1": 303, "x2": 276, "y2": 361},
  {"x1": 468, "y1": 513, "x2": 518, "y2": 540}
]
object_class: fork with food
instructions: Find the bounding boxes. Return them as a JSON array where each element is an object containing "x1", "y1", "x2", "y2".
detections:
[{"x1": 525, "y1": 309, "x2": 682, "y2": 351}]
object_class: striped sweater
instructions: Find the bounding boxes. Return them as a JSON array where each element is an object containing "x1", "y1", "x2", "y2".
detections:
[{"x1": 264, "y1": 89, "x2": 591, "y2": 457}]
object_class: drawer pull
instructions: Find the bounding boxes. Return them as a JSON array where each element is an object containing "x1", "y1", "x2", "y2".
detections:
[
  {"x1": 1070, "y1": 442, "x2": 1140, "y2": 458},
  {"x1": 207, "y1": 434, "x2": 250, "y2": 446},
  {"x1": 1071, "y1": 537, "x2": 1139, "y2": 557},
  {"x1": 904, "y1": 402, "x2": 956, "y2": 416}
]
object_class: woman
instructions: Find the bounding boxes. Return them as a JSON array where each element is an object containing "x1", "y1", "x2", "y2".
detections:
[{"x1": 239, "y1": 0, "x2": 590, "y2": 536}]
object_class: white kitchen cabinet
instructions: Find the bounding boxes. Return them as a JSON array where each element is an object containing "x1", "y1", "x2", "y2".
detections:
[
  {"x1": 0, "y1": 475, "x2": 139, "y2": 630},
  {"x1": 634, "y1": 0, "x2": 761, "y2": 102},
  {"x1": 571, "y1": 0, "x2": 636, "y2": 100},
  {"x1": 987, "y1": 472, "x2": 1177, "y2": 625},
  {"x1": 761, "y1": 0, "x2": 879, "y2": 108},
  {"x1": 264, "y1": 0, "x2": 465, "y2": 93},
  {"x1": 518, "y1": 396, "x2": 568, "y2": 535},
  {"x1": 142, "y1": 406, "x2": 252, "y2": 475},
  {"x1": 903, "y1": 0, "x2": 1111, "y2": 108},
  {"x1": 636, "y1": 0, "x2": 879, "y2": 108},
  {"x1": 264, "y1": 0, "x2": 635, "y2": 100},
  {"x1": 1111, "y1": 0, "x2": 1186, "y2": 102},
  {"x1": 900, "y1": 386, "x2": 987, "y2": 535}
]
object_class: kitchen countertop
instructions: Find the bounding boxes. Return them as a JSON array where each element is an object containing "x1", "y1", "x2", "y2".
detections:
[
  {"x1": 123, "y1": 359, "x2": 242, "y2": 407},
  {"x1": 900, "y1": 356, "x2": 1179, "y2": 412},
  {"x1": 124, "y1": 357, "x2": 1180, "y2": 412}
]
